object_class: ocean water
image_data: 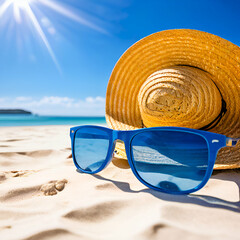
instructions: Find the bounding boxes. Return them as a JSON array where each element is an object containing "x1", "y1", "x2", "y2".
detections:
[{"x1": 0, "y1": 115, "x2": 106, "y2": 127}]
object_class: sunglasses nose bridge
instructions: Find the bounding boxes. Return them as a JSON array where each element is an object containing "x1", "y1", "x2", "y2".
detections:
[{"x1": 113, "y1": 130, "x2": 129, "y2": 143}]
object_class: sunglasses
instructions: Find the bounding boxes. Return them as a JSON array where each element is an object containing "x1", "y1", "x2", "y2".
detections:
[{"x1": 70, "y1": 125, "x2": 239, "y2": 194}]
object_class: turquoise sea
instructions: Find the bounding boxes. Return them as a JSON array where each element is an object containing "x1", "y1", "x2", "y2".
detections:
[{"x1": 0, "y1": 115, "x2": 106, "y2": 127}]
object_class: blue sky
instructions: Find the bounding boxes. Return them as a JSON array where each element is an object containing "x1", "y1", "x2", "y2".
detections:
[{"x1": 0, "y1": 0, "x2": 239, "y2": 115}]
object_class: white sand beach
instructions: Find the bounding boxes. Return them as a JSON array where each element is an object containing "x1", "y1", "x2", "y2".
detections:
[{"x1": 0, "y1": 126, "x2": 240, "y2": 240}]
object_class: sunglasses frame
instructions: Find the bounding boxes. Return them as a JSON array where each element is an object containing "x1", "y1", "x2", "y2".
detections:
[{"x1": 70, "y1": 125, "x2": 237, "y2": 194}]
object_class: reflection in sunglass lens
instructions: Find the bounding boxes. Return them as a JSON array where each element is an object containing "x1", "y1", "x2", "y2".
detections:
[
  {"x1": 131, "y1": 130, "x2": 209, "y2": 193},
  {"x1": 74, "y1": 127, "x2": 109, "y2": 173}
]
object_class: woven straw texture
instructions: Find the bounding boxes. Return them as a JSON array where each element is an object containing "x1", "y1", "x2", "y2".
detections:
[{"x1": 106, "y1": 29, "x2": 240, "y2": 169}]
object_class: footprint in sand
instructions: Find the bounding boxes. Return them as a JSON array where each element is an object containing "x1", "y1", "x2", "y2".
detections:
[
  {"x1": 0, "y1": 177, "x2": 68, "y2": 201},
  {"x1": 40, "y1": 179, "x2": 68, "y2": 196}
]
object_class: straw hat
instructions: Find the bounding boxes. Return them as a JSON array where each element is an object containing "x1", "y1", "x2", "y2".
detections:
[{"x1": 106, "y1": 29, "x2": 240, "y2": 170}]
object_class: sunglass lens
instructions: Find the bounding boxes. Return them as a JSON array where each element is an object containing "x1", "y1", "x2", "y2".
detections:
[
  {"x1": 73, "y1": 127, "x2": 110, "y2": 173},
  {"x1": 131, "y1": 130, "x2": 209, "y2": 193}
]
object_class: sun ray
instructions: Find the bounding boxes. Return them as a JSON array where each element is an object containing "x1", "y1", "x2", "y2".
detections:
[
  {"x1": 0, "y1": 0, "x2": 12, "y2": 17},
  {"x1": 21, "y1": 1, "x2": 62, "y2": 74},
  {"x1": 13, "y1": 1, "x2": 21, "y2": 23},
  {"x1": 38, "y1": 0, "x2": 108, "y2": 34}
]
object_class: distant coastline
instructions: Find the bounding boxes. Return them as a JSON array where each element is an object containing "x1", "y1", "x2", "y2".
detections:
[{"x1": 0, "y1": 109, "x2": 32, "y2": 115}]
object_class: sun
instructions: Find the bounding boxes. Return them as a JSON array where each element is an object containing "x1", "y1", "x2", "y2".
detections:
[
  {"x1": 0, "y1": 0, "x2": 61, "y2": 72},
  {"x1": 0, "y1": 0, "x2": 106, "y2": 74},
  {"x1": 11, "y1": 0, "x2": 34, "y2": 25}
]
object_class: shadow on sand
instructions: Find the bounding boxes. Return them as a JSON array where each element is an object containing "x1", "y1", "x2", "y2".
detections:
[{"x1": 76, "y1": 168, "x2": 240, "y2": 213}]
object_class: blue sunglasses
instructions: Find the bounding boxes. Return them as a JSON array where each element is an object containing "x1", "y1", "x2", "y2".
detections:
[{"x1": 70, "y1": 125, "x2": 239, "y2": 195}]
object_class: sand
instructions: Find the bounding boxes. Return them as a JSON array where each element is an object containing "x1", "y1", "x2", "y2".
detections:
[{"x1": 0, "y1": 125, "x2": 239, "y2": 240}]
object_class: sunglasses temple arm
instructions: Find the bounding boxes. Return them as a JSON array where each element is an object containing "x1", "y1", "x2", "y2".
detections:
[{"x1": 226, "y1": 137, "x2": 240, "y2": 147}]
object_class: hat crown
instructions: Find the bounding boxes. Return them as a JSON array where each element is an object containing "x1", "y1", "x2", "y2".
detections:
[{"x1": 138, "y1": 66, "x2": 222, "y2": 129}]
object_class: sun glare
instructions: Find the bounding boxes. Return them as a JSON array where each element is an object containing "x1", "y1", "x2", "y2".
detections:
[
  {"x1": 13, "y1": 0, "x2": 31, "y2": 9},
  {"x1": 0, "y1": 0, "x2": 106, "y2": 74}
]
